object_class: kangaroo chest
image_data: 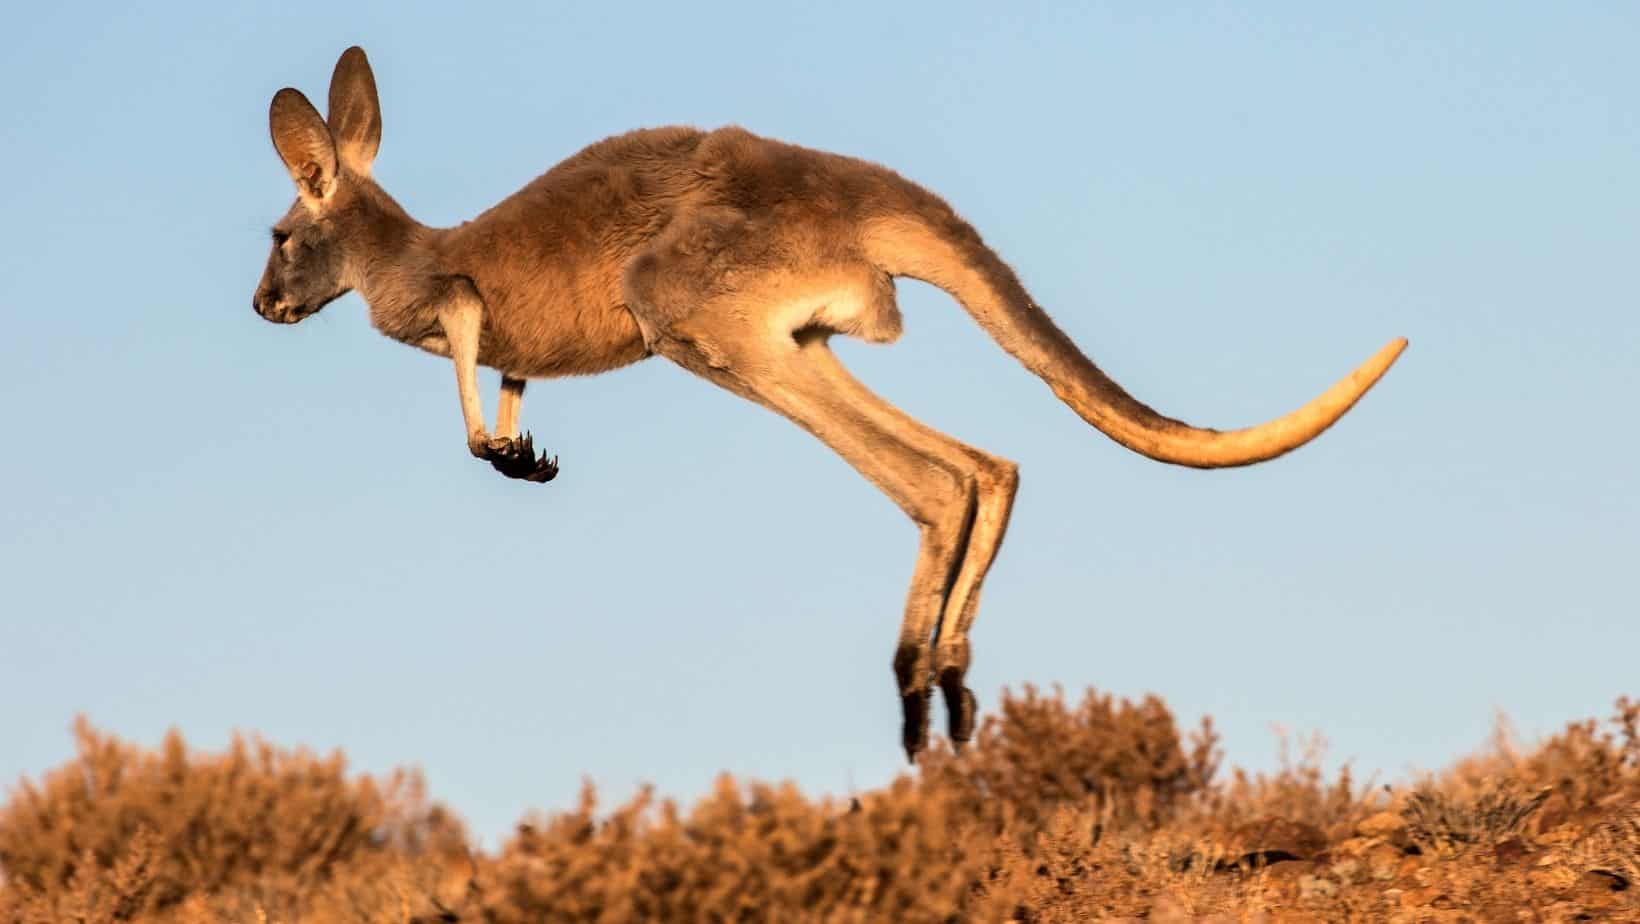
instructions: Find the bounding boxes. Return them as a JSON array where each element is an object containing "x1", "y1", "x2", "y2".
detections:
[{"x1": 472, "y1": 278, "x2": 649, "y2": 378}]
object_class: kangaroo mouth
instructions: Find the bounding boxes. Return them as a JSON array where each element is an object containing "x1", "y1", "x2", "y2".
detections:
[
  {"x1": 260, "y1": 303, "x2": 313, "y2": 324},
  {"x1": 260, "y1": 291, "x2": 344, "y2": 325}
]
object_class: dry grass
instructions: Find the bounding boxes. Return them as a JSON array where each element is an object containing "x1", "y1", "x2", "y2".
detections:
[{"x1": 4, "y1": 693, "x2": 1639, "y2": 923}]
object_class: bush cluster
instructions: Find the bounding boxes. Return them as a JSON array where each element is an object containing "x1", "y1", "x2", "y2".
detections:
[{"x1": 4, "y1": 692, "x2": 1638, "y2": 922}]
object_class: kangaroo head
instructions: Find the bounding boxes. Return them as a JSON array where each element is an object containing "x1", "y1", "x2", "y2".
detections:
[{"x1": 253, "y1": 47, "x2": 388, "y2": 324}]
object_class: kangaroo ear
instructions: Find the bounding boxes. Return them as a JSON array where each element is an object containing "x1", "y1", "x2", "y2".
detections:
[
  {"x1": 270, "y1": 88, "x2": 337, "y2": 205},
  {"x1": 327, "y1": 46, "x2": 381, "y2": 175}
]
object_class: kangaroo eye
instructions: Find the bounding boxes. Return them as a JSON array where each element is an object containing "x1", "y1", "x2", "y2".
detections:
[{"x1": 272, "y1": 230, "x2": 291, "y2": 247}]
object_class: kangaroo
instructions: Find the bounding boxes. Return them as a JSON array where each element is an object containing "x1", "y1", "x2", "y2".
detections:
[{"x1": 253, "y1": 47, "x2": 1407, "y2": 760}]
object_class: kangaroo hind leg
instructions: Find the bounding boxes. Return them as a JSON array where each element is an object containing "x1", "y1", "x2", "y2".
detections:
[
  {"x1": 623, "y1": 208, "x2": 1014, "y2": 757},
  {"x1": 671, "y1": 332, "x2": 975, "y2": 761},
  {"x1": 797, "y1": 339, "x2": 1019, "y2": 748},
  {"x1": 625, "y1": 256, "x2": 976, "y2": 758}
]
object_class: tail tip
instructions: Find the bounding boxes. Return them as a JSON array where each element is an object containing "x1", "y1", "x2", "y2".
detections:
[{"x1": 1382, "y1": 336, "x2": 1410, "y2": 365}]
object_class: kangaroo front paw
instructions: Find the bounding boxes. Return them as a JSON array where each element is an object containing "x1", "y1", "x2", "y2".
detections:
[{"x1": 476, "y1": 432, "x2": 559, "y2": 482}]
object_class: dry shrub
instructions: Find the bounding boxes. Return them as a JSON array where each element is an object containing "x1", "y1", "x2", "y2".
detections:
[
  {"x1": 5, "y1": 827, "x2": 164, "y2": 924},
  {"x1": 1571, "y1": 803, "x2": 1640, "y2": 890},
  {"x1": 1401, "y1": 779, "x2": 1552, "y2": 854},
  {"x1": 5, "y1": 691, "x2": 1640, "y2": 922},
  {"x1": 475, "y1": 685, "x2": 1221, "y2": 923},
  {"x1": 981, "y1": 805, "x2": 1263, "y2": 923},
  {"x1": 0, "y1": 717, "x2": 466, "y2": 923},
  {"x1": 926, "y1": 685, "x2": 1220, "y2": 833},
  {"x1": 1185, "y1": 730, "x2": 1377, "y2": 846},
  {"x1": 483, "y1": 775, "x2": 1000, "y2": 924},
  {"x1": 1432, "y1": 696, "x2": 1640, "y2": 839},
  {"x1": 1519, "y1": 696, "x2": 1640, "y2": 824}
]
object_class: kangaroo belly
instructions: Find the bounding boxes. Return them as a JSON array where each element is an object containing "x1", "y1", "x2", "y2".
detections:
[{"x1": 479, "y1": 295, "x2": 650, "y2": 378}]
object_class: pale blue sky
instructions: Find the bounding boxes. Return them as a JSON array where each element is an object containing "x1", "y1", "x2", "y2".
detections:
[{"x1": 2, "y1": 3, "x2": 1635, "y2": 843}]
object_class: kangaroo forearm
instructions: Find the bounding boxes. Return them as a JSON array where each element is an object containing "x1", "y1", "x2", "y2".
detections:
[
  {"x1": 496, "y1": 375, "x2": 526, "y2": 438},
  {"x1": 437, "y1": 295, "x2": 486, "y2": 446}
]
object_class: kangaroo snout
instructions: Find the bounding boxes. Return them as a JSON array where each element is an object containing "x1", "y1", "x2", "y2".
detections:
[
  {"x1": 252, "y1": 287, "x2": 279, "y2": 321},
  {"x1": 253, "y1": 287, "x2": 301, "y2": 324}
]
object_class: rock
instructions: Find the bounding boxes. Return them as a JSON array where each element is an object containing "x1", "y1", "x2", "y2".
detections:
[
  {"x1": 1366, "y1": 842, "x2": 1403, "y2": 880},
  {"x1": 1579, "y1": 869, "x2": 1628, "y2": 893},
  {"x1": 1298, "y1": 874, "x2": 1338, "y2": 899},
  {"x1": 1332, "y1": 836, "x2": 1373, "y2": 858},
  {"x1": 1356, "y1": 810, "x2": 1408, "y2": 839},
  {"x1": 1148, "y1": 895, "x2": 1193, "y2": 923},
  {"x1": 1230, "y1": 817, "x2": 1328, "y2": 865},
  {"x1": 1351, "y1": 810, "x2": 1416, "y2": 853},
  {"x1": 1252, "y1": 856, "x2": 1313, "y2": 903},
  {"x1": 1491, "y1": 836, "x2": 1529, "y2": 866},
  {"x1": 1398, "y1": 886, "x2": 1441, "y2": 909}
]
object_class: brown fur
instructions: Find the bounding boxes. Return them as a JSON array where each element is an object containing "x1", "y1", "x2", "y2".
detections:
[{"x1": 252, "y1": 48, "x2": 1407, "y2": 759}]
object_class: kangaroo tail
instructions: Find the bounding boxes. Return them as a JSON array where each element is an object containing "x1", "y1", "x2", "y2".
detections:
[{"x1": 861, "y1": 209, "x2": 1406, "y2": 469}]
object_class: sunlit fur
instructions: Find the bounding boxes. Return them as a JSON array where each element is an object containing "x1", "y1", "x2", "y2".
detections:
[{"x1": 253, "y1": 47, "x2": 1407, "y2": 760}]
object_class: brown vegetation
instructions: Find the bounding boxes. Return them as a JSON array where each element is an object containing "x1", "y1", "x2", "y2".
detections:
[{"x1": 4, "y1": 691, "x2": 1638, "y2": 923}]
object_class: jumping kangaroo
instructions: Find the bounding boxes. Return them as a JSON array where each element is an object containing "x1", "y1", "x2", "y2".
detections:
[{"x1": 253, "y1": 47, "x2": 1407, "y2": 760}]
